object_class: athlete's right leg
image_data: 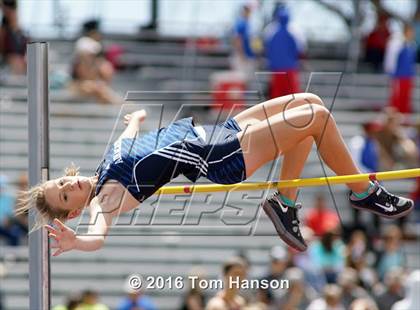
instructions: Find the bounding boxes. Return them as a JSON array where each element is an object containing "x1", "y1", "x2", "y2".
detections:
[
  {"x1": 237, "y1": 103, "x2": 370, "y2": 193},
  {"x1": 233, "y1": 93, "x2": 324, "y2": 201}
]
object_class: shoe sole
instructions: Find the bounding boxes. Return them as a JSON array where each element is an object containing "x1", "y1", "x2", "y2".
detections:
[
  {"x1": 351, "y1": 202, "x2": 414, "y2": 219},
  {"x1": 261, "y1": 201, "x2": 307, "y2": 252}
]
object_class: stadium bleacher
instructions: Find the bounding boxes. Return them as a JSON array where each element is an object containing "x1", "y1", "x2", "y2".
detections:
[{"x1": 0, "y1": 37, "x2": 418, "y2": 310}]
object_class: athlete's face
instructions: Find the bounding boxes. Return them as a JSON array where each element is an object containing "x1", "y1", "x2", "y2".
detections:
[{"x1": 44, "y1": 176, "x2": 96, "y2": 219}]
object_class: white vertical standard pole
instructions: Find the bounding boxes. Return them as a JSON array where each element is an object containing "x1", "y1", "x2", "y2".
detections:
[{"x1": 27, "y1": 42, "x2": 51, "y2": 310}]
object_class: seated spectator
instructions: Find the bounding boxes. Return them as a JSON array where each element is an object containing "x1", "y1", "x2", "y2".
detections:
[
  {"x1": 276, "y1": 267, "x2": 315, "y2": 310},
  {"x1": 12, "y1": 173, "x2": 29, "y2": 236},
  {"x1": 374, "y1": 108, "x2": 419, "y2": 169},
  {"x1": 205, "y1": 256, "x2": 247, "y2": 310},
  {"x1": 349, "y1": 122, "x2": 381, "y2": 173},
  {"x1": 0, "y1": 0, "x2": 27, "y2": 75},
  {"x1": 0, "y1": 262, "x2": 6, "y2": 310},
  {"x1": 52, "y1": 293, "x2": 82, "y2": 310},
  {"x1": 306, "y1": 284, "x2": 345, "y2": 310},
  {"x1": 117, "y1": 274, "x2": 157, "y2": 310},
  {"x1": 180, "y1": 267, "x2": 207, "y2": 310},
  {"x1": 345, "y1": 230, "x2": 368, "y2": 266},
  {"x1": 348, "y1": 122, "x2": 383, "y2": 233},
  {"x1": 0, "y1": 174, "x2": 28, "y2": 246},
  {"x1": 349, "y1": 298, "x2": 379, "y2": 310},
  {"x1": 70, "y1": 19, "x2": 122, "y2": 105},
  {"x1": 391, "y1": 270, "x2": 420, "y2": 310},
  {"x1": 292, "y1": 226, "x2": 326, "y2": 293},
  {"x1": 305, "y1": 194, "x2": 339, "y2": 237},
  {"x1": 78, "y1": 289, "x2": 109, "y2": 310},
  {"x1": 410, "y1": 121, "x2": 420, "y2": 220},
  {"x1": 373, "y1": 267, "x2": 404, "y2": 310},
  {"x1": 375, "y1": 225, "x2": 405, "y2": 281},
  {"x1": 338, "y1": 267, "x2": 369, "y2": 309},
  {"x1": 411, "y1": 177, "x2": 420, "y2": 221},
  {"x1": 236, "y1": 251, "x2": 256, "y2": 305},
  {"x1": 0, "y1": 174, "x2": 16, "y2": 245},
  {"x1": 258, "y1": 245, "x2": 290, "y2": 307},
  {"x1": 345, "y1": 230, "x2": 378, "y2": 290},
  {"x1": 309, "y1": 229, "x2": 345, "y2": 283}
]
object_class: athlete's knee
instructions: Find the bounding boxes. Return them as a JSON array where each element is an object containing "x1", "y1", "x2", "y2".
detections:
[
  {"x1": 302, "y1": 93, "x2": 324, "y2": 106},
  {"x1": 312, "y1": 104, "x2": 333, "y2": 123}
]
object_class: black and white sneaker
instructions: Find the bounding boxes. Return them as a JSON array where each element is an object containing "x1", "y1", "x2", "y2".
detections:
[
  {"x1": 350, "y1": 182, "x2": 414, "y2": 219},
  {"x1": 261, "y1": 192, "x2": 307, "y2": 252}
]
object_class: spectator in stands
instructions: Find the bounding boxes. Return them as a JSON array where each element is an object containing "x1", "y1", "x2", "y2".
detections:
[
  {"x1": 305, "y1": 194, "x2": 340, "y2": 236},
  {"x1": 384, "y1": 23, "x2": 417, "y2": 114},
  {"x1": 364, "y1": 12, "x2": 390, "y2": 72},
  {"x1": 345, "y1": 230, "x2": 368, "y2": 268},
  {"x1": 12, "y1": 173, "x2": 29, "y2": 235},
  {"x1": 235, "y1": 251, "x2": 256, "y2": 305},
  {"x1": 0, "y1": 262, "x2": 6, "y2": 310},
  {"x1": 375, "y1": 107, "x2": 419, "y2": 170},
  {"x1": 338, "y1": 267, "x2": 369, "y2": 309},
  {"x1": 410, "y1": 121, "x2": 420, "y2": 221},
  {"x1": 306, "y1": 284, "x2": 345, "y2": 310},
  {"x1": 52, "y1": 293, "x2": 82, "y2": 310},
  {"x1": 0, "y1": 173, "x2": 28, "y2": 246},
  {"x1": 0, "y1": 174, "x2": 17, "y2": 245},
  {"x1": 70, "y1": 19, "x2": 122, "y2": 105},
  {"x1": 349, "y1": 122, "x2": 382, "y2": 173},
  {"x1": 345, "y1": 230, "x2": 377, "y2": 290},
  {"x1": 373, "y1": 267, "x2": 404, "y2": 310},
  {"x1": 391, "y1": 270, "x2": 420, "y2": 310},
  {"x1": 375, "y1": 225, "x2": 405, "y2": 281},
  {"x1": 276, "y1": 267, "x2": 315, "y2": 309},
  {"x1": 292, "y1": 226, "x2": 326, "y2": 293},
  {"x1": 231, "y1": 4, "x2": 256, "y2": 80},
  {"x1": 258, "y1": 245, "x2": 290, "y2": 307},
  {"x1": 348, "y1": 123, "x2": 382, "y2": 232},
  {"x1": 415, "y1": 11, "x2": 420, "y2": 62},
  {"x1": 0, "y1": 0, "x2": 27, "y2": 75},
  {"x1": 117, "y1": 274, "x2": 157, "y2": 310},
  {"x1": 263, "y1": 5, "x2": 305, "y2": 99},
  {"x1": 78, "y1": 289, "x2": 109, "y2": 310},
  {"x1": 205, "y1": 256, "x2": 247, "y2": 310},
  {"x1": 309, "y1": 229, "x2": 345, "y2": 283},
  {"x1": 411, "y1": 177, "x2": 420, "y2": 223},
  {"x1": 180, "y1": 267, "x2": 207, "y2": 310},
  {"x1": 349, "y1": 298, "x2": 379, "y2": 310}
]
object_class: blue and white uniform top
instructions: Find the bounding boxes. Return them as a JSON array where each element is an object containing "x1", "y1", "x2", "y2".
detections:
[{"x1": 94, "y1": 117, "x2": 246, "y2": 203}]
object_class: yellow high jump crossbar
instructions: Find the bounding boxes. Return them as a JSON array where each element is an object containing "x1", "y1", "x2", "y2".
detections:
[{"x1": 156, "y1": 168, "x2": 420, "y2": 195}]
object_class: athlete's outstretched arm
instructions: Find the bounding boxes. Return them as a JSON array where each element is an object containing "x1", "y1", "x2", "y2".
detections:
[
  {"x1": 44, "y1": 197, "x2": 113, "y2": 256},
  {"x1": 119, "y1": 109, "x2": 147, "y2": 139}
]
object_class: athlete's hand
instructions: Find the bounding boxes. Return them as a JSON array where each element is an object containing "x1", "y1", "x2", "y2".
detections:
[
  {"x1": 124, "y1": 110, "x2": 147, "y2": 126},
  {"x1": 44, "y1": 219, "x2": 77, "y2": 256}
]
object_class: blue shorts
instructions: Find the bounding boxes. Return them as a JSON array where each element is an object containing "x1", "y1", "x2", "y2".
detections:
[{"x1": 184, "y1": 117, "x2": 247, "y2": 185}]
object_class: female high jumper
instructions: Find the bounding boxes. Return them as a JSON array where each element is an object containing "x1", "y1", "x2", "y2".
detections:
[{"x1": 17, "y1": 93, "x2": 413, "y2": 254}]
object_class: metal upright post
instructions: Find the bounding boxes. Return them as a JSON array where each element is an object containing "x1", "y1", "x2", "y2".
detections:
[{"x1": 27, "y1": 42, "x2": 51, "y2": 310}]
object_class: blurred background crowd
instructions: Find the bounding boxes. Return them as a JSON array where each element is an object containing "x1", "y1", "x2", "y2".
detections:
[{"x1": 0, "y1": 0, "x2": 419, "y2": 309}]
